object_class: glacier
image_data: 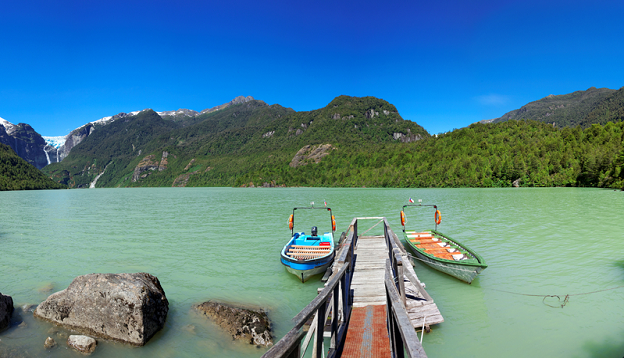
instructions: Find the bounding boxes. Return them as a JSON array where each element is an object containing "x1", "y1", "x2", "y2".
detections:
[{"x1": 43, "y1": 136, "x2": 67, "y2": 149}]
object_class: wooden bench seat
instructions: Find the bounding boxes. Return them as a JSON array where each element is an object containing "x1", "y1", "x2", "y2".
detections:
[{"x1": 290, "y1": 245, "x2": 331, "y2": 249}]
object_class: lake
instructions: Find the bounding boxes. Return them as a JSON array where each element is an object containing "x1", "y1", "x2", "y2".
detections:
[{"x1": 1, "y1": 187, "x2": 623, "y2": 357}]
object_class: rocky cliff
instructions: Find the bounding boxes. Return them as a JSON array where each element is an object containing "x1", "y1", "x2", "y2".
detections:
[{"x1": 0, "y1": 120, "x2": 49, "y2": 169}]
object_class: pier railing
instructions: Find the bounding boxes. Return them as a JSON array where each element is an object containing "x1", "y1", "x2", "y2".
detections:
[{"x1": 264, "y1": 217, "x2": 428, "y2": 358}]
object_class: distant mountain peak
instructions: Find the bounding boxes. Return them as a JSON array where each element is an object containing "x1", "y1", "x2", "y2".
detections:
[
  {"x1": 229, "y1": 95, "x2": 254, "y2": 105},
  {"x1": 0, "y1": 116, "x2": 16, "y2": 134}
]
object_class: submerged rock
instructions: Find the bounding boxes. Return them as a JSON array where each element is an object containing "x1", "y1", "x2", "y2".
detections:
[
  {"x1": 34, "y1": 272, "x2": 168, "y2": 346},
  {"x1": 67, "y1": 335, "x2": 97, "y2": 354},
  {"x1": 0, "y1": 292, "x2": 14, "y2": 332},
  {"x1": 194, "y1": 301, "x2": 272, "y2": 347},
  {"x1": 44, "y1": 336, "x2": 57, "y2": 349}
]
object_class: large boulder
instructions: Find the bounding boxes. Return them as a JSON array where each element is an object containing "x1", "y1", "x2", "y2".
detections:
[
  {"x1": 34, "y1": 273, "x2": 168, "y2": 346},
  {"x1": 194, "y1": 301, "x2": 272, "y2": 347},
  {"x1": 0, "y1": 292, "x2": 14, "y2": 332}
]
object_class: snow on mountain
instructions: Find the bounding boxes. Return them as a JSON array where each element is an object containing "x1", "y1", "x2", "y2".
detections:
[
  {"x1": 43, "y1": 136, "x2": 67, "y2": 149},
  {"x1": 0, "y1": 116, "x2": 16, "y2": 133}
]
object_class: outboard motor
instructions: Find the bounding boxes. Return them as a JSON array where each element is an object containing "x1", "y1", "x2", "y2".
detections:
[{"x1": 311, "y1": 226, "x2": 318, "y2": 237}]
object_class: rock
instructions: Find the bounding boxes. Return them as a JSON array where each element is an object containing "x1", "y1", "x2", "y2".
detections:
[
  {"x1": 194, "y1": 301, "x2": 272, "y2": 347},
  {"x1": 67, "y1": 335, "x2": 97, "y2": 354},
  {"x1": 44, "y1": 337, "x2": 57, "y2": 349},
  {"x1": 290, "y1": 144, "x2": 334, "y2": 168},
  {"x1": 183, "y1": 159, "x2": 196, "y2": 171},
  {"x1": 34, "y1": 273, "x2": 168, "y2": 346},
  {"x1": 512, "y1": 178, "x2": 521, "y2": 187},
  {"x1": 172, "y1": 170, "x2": 199, "y2": 187},
  {"x1": 132, "y1": 155, "x2": 160, "y2": 182},
  {"x1": 0, "y1": 292, "x2": 14, "y2": 332}
]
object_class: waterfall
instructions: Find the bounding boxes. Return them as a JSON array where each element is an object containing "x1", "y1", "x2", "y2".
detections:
[
  {"x1": 90, "y1": 163, "x2": 111, "y2": 189},
  {"x1": 43, "y1": 148, "x2": 51, "y2": 165}
]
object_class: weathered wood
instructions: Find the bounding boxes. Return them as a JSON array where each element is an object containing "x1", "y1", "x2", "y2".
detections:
[
  {"x1": 266, "y1": 217, "x2": 441, "y2": 358},
  {"x1": 385, "y1": 262, "x2": 428, "y2": 358}
]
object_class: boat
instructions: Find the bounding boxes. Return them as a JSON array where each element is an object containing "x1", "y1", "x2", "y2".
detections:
[
  {"x1": 400, "y1": 202, "x2": 487, "y2": 283},
  {"x1": 280, "y1": 206, "x2": 336, "y2": 282}
]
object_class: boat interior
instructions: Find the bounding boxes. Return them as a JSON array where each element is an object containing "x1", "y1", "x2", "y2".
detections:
[
  {"x1": 405, "y1": 231, "x2": 469, "y2": 261},
  {"x1": 285, "y1": 233, "x2": 333, "y2": 260}
]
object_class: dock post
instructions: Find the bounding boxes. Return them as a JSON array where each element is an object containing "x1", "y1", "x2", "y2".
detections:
[
  {"x1": 314, "y1": 301, "x2": 326, "y2": 358},
  {"x1": 394, "y1": 248, "x2": 406, "y2": 306}
]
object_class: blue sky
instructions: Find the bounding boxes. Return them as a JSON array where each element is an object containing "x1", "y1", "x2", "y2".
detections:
[{"x1": 1, "y1": 0, "x2": 623, "y2": 136}]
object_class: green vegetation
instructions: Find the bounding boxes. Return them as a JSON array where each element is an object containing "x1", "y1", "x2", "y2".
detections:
[
  {"x1": 0, "y1": 143, "x2": 66, "y2": 191},
  {"x1": 41, "y1": 95, "x2": 624, "y2": 190},
  {"x1": 234, "y1": 120, "x2": 624, "y2": 189},
  {"x1": 492, "y1": 87, "x2": 624, "y2": 128}
]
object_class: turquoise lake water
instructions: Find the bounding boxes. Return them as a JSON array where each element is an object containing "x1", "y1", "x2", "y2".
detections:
[{"x1": 1, "y1": 187, "x2": 623, "y2": 357}]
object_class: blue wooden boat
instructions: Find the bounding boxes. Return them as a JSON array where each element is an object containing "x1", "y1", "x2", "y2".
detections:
[{"x1": 280, "y1": 206, "x2": 336, "y2": 282}]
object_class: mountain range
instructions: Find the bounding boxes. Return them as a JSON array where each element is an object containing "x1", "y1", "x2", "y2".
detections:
[
  {"x1": 1, "y1": 89, "x2": 623, "y2": 190},
  {"x1": 483, "y1": 86, "x2": 624, "y2": 128}
]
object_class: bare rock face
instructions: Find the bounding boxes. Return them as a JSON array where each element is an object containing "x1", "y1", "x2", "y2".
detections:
[
  {"x1": 194, "y1": 301, "x2": 272, "y2": 347},
  {"x1": 67, "y1": 335, "x2": 97, "y2": 354},
  {"x1": 0, "y1": 292, "x2": 14, "y2": 332},
  {"x1": 34, "y1": 273, "x2": 168, "y2": 346},
  {"x1": 290, "y1": 144, "x2": 334, "y2": 168},
  {"x1": 132, "y1": 155, "x2": 160, "y2": 182}
]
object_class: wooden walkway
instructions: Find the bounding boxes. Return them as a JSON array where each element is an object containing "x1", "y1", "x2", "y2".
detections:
[
  {"x1": 340, "y1": 231, "x2": 443, "y2": 357},
  {"x1": 339, "y1": 233, "x2": 443, "y2": 330},
  {"x1": 262, "y1": 217, "x2": 440, "y2": 358},
  {"x1": 351, "y1": 235, "x2": 388, "y2": 307}
]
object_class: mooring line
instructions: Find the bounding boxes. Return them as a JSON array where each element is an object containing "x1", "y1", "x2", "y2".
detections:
[
  {"x1": 484, "y1": 285, "x2": 624, "y2": 308},
  {"x1": 403, "y1": 252, "x2": 624, "y2": 308}
]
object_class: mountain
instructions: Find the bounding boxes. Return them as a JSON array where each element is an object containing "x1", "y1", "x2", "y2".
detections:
[
  {"x1": 488, "y1": 87, "x2": 624, "y2": 128},
  {"x1": 0, "y1": 142, "x2": 66, "y2": 190},
  {"x1": 0, "y1": 96, "x2": 259, "y2": 171},
  {"x1": 41, "y1": 95, "x2": 430, "y2": 188}
]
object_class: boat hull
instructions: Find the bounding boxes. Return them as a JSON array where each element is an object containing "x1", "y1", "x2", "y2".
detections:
[
  {"x1": 281, "y1": 254, "x2": 334, "y2": 282},
  {"x1": 281, "y1": 232, "x2": 335, "y2": 282},
  {"x1": 407, "y1": 248, "x2": 485, "y2": 283},
  {"x1": 404, "y1": 230, "x2": 487, "y2": 284}
]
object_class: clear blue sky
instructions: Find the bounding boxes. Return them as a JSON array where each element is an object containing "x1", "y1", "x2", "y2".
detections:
[{"x1": 1, "y1": 0, "x2": 623, "y2": 136}]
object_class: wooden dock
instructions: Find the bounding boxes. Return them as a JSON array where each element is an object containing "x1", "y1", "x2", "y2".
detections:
[
  {"x1": 262, "y1": 217, "x2": 442, "y2": 358},
  {"x1": 334, "y1": 228, "x2": 443, "y2": 331}
]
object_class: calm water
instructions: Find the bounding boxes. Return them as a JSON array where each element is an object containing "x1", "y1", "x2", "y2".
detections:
[{"x1": 1, "y1": 187, "x2": 623, "y2": 357}]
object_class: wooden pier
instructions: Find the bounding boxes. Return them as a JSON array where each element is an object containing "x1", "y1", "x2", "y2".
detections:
[{"x1": 262, "y1": 217, "x2": 443, "y2": 358}]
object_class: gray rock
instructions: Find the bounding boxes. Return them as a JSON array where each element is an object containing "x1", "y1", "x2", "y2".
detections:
[
  {"x1": 194, "y1": 301, "x2": 272, "y2": 347},
  {"x1": 0, "y1": 292, "x2": 14, "y2": 332},
  {"x1": 67, "y1": 335, "x2": 96, "y2": 354},
  {"x1": 34, "y1": 273, "x2": 168, "y2": 346},
  {"x1": 44, "y1": 336, "x2": 57, "y2": 349}
]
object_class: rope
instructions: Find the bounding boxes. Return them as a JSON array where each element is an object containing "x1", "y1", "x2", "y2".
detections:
[
  {"x1": 487, "y1": 285, "x2": 624, "y2": 308},
  {"x1": 360, "y1": 219, "x2": 383, "y2": 235},
  {"x1": 404, "y1": 252, "x2": 624, "y2": 308}
]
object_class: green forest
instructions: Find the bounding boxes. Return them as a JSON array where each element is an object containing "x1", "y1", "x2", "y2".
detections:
[
  {"x1": 0, "y1": 143, "x2": 66, "y2": 191},
  {"x1": 231, "y1": 120, "x2": 624, "y2": 189},
  {"x1": 38, "y1": 95, "x2": 624, "y2": 191}
]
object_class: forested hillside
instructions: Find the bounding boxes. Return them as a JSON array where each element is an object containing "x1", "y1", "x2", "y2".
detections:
[
  {"x1": 40, "y1": 95, "x2": 624, "y2": 190},
  {"x1": 234, "y1": 120, "x2": 624, "y2": 189},
  {"x1": 42, "y1": 96, "x2": 429, "y2": 188},
  {"x1": 0, "y1": 143, "x2": 66, "y2": 190},
  {"x1": 491, "y1": 87, "x2": 624, "y2": 128}
]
